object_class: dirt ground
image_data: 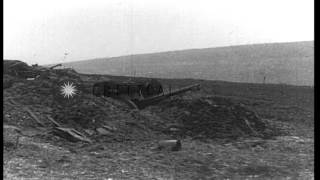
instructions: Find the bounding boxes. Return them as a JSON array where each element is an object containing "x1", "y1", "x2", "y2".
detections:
[{"x1": 3, "y1": 61, "x2": 314, "y2": 179}]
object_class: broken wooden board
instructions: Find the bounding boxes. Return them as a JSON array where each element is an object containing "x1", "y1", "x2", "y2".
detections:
[
  {"x1": 23, "y1": 107, "x2": 46, "y2": 127},
  {"x1": 46, "y1": 115, "x2": 62, "y2": 127},
  {"x1": 53, "y1": 127, "x2": 92, "y2": 143},
  {"x1": 4, "y1": 125, "x2": 21, "y2": 133}
]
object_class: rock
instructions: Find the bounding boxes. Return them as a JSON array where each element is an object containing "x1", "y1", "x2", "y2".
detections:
[
  {"x1": 184, "y1": 111, "x2": 191, "y2": 115},
  {"x1": 169, "y1": 127, "x2": 180, "y2": 132},
  {"x1": 103, "y1": 125, "x2": 117, "y2": 131},
  {"x1": 157, "y1": 140, "x2": 182, "y2": 151},
  {"x1": 84, "y1": 129, "x2": 95, "y2": 136},
  {"x1": 96, "y1": 128, "x2": 112, "y2": 136}
]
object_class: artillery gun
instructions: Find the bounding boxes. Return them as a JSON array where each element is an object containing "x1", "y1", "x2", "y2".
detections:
[{"x1": 92, "y1": 79, "x2": 200, "y2": 109}]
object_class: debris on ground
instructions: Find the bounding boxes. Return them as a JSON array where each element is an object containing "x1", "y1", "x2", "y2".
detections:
[
  {"x1": 147, "y1": 96, "x2": 280, "y2": 140},
  {"x1": 155, "y1": 140, "x2": 182, "y2": 151},
  {"x1": 3, "y1": 60, "x2": 313, "y2": 179}
]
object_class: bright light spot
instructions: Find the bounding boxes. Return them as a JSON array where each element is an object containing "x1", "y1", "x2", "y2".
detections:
[{"x1": 60, "y1": 82, "x2": 77, "y2": 98}]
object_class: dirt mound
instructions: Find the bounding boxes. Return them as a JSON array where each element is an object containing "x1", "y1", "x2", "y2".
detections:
[
  {"x1": 149, "y1": 96, "x2": 271, "y2": 139},
  {"x1": 4, "y1": 60, "x2": 41, "y2": 78},
  {"x1": 3, "y1": 61, "x2": 161, "y2": 143},
  {"x1": 3, "y1": 60, "x2": 280, "y2": 143}
]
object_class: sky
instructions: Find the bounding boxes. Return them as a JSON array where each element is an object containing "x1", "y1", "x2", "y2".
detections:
[{"x1": 4, "y1": 0, "x2": 314, "y2": 65}]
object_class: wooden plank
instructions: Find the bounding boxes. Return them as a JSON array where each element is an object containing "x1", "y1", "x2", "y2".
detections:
[
  {"x1": 4, "y1": 125, "x2": 21, "y2": 133},
  {"x1": 9, "y1": 99, "x2": 18, "y2": 106},
  {"x1": 54, "y1": 127, "x2": 92, "y2": 143},
  {"x1": 24, "y1": 107, "x2": 45, "y2": 127},
  {"x1": 119, "y1": 97, "x2": 139, "y2": 109},
  {"x1": 46, "y1": 115, "x2": 62, "y2": 127}
]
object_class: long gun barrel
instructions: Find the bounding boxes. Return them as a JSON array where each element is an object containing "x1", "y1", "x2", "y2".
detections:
[
  {"x1": 49, "y1": 64, "x2": 62, "y2": 69},
  {"x1": 132, "y1": 84, "x2": 200, "y2": 109}
]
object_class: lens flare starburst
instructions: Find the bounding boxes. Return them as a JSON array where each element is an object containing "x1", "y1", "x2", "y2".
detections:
[{"x1": 60, "y1": 82, "x2": 77, "y2": 98}]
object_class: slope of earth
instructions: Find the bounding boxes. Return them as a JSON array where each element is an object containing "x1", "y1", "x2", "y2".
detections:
[
  {"x1": 63, "y1": 41, "x2": 314, "y2": 86},
  {"x1": 4, "y1": 60, "x2": 313, "y2": 179}
]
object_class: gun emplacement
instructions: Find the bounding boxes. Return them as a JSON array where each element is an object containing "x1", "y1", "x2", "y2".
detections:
[{"x1": 92, "y1": 79, "x2": 200, "y2": 109}]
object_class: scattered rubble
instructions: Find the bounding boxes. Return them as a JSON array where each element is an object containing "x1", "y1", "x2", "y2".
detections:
[
  {"x1": 3, "y1": 59, "x2": 281, "y2": 143},
  {"x1": 148, "y1": 96, "x2": 274, "y2": 140},
  {"x1": 3, "y1": 60, "x2": 314, "y2": 179},
  {"x1": 3, "y1": 60, "x2": 159, "y2": 143},
  {"x1": 53, "y1": 127, "x2": 92, "y2": 143}
]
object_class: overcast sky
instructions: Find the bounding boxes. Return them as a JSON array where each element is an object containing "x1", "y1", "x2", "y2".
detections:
[{"x1": 4, "y1": 0, "x2": 314, "y2": 65}]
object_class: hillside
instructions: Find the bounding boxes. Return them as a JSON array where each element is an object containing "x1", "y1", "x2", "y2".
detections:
[{"x1": 63, "y1": 41, "x2": 314, "y2": 86}]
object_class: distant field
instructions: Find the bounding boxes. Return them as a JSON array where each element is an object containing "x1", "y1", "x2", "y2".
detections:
[{"x1": 63, "y1": 41, "x2": 314, "y2": 86}]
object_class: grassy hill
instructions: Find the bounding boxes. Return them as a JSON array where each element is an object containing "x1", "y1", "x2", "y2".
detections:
[{"x1": 63, "y1": 41, "x2": 314, "y2": 86}]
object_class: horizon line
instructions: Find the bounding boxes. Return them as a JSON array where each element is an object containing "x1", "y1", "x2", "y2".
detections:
[{"x1": 62, "y1": 40, "x2": 313, "y2": 65}]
